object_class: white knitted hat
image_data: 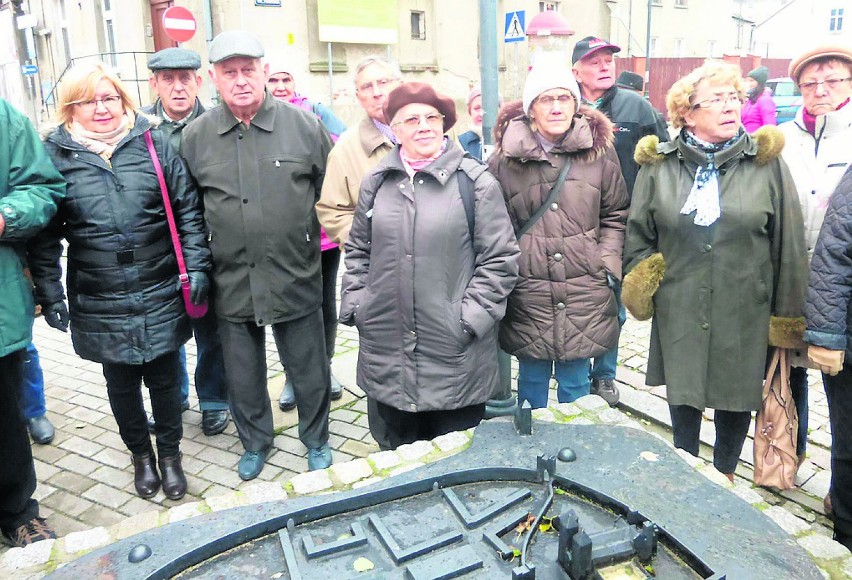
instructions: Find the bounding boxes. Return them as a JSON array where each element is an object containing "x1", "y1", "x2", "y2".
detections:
[{"x1": 522, "y1": 65, "x2": 580, "y2": 114}]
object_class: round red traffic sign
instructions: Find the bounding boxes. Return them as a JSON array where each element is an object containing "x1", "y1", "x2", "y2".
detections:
[{"x1": 162, "y1": 6, "x2": 197, "y2": 43}]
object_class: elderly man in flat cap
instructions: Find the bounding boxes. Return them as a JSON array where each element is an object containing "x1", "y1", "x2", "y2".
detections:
[
  {"x1": 142, "y1": 47, "x2": 231, "y2": 439},
  {"x1": 780, "y1": 43, "x2": 852, "y2": 524},
  {"x1": 181, "y1": 31, "x2": 334, "y2": 480}
]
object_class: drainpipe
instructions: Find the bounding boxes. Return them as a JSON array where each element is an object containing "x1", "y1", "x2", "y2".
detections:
[{"x1": 202, "y1": 0, "x2": 215, "y2": 103}]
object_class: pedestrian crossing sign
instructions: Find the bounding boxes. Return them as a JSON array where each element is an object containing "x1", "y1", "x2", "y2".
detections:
[{"x1": 504, "y1": 10, "x2": 525, "y2": 43}]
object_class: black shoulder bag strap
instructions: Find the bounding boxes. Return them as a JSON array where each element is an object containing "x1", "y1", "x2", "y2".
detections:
[{"x1": 516, "y1": 158, "x2": 572, "y2": 238}]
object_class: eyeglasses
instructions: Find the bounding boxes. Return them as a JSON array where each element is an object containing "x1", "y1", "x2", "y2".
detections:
[
  {"x1": 72, "y1": 95, "x2": 123, "y2": 110},
  {"x1": 535, "y1": 94, "x2": 575, "y2": 107},
  {"x1": 357, "y1": 77, "x2": 397, "y2": 95},
  {"x1": 691, "y1": 94, "x2": 743, "y2": 110},
  {"x1": 798, "y1": 77, "x2": 852, "y2": 93},
  {"x1": 391, "y1": 113, "x2": 445, "y2": 128}
]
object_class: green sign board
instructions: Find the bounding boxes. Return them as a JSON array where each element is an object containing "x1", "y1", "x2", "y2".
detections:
[{"x1": 317, "y1": 0, "x2": 398, "y2": 44}]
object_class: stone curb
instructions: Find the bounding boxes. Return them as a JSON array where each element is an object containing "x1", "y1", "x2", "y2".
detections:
[{"x1": 3, "y1": 395, "x2": 850, "y2": 579}]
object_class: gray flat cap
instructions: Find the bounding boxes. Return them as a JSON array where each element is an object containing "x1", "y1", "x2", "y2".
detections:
[
  {"x1": 208, "y1": 30, "x2": 264, "y2": 64},
  {"x1": 148, "y1": 47, "x2": 202, "y2": 71}
]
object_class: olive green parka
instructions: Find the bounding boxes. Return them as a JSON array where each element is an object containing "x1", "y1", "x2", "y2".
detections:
[{"x1": 623, "y1": 127, "x2": 807, "y2": 411}]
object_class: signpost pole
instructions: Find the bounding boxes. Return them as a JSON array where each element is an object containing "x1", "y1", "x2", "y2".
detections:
[{"x1": 328, "y1": 42, "x2": 334, "y2": 112}]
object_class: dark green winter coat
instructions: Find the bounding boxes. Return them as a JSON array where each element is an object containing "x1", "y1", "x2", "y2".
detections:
[
  {"x1": 623, "y1": 127, "x2": 807, "y2": 411},
  {"x1": 0, "y1": 99, "x2": 65, "y2": 358},
  {"x1": 29, "y1": 114, "x2": 210, "y2": 364}
]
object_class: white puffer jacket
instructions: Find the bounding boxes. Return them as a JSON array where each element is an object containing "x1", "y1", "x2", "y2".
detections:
[{"x1": 780, "y1": 104, "x2": 852, "y2": 254}]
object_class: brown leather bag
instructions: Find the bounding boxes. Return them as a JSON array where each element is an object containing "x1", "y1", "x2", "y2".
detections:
[{"x1": 753, "y1": 348, "x2": 799, "y2": 489}]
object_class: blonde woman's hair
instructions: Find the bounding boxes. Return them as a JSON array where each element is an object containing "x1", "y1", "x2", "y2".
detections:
[
  {"x1": 666, "y1": 60, "x2": 745, "y2": 129},
  {"x1": 55, "y1": 62, "x2": 136, "y2": 126}
]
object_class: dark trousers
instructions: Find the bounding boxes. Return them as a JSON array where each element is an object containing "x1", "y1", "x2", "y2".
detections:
[
  {"x1": 374, "y1": 400, "x2": 485, "y2": 450},
  {"x1": 669, "y1": 404, "x2": 751, "y2": 474},
  {"x1": 218, "y1": 310, "x2": 330, "y2": 452},
  {"x1": 0, "y1": 350, "x2": 40, "y2": 533},
  {"x1": 188, "y1": 305, "x2": 230, "y2": 411},
  {"x1": 789, "y1": 365, "x2": 809, "y2": 455},
  {"x1": 823, "y1": 365, "x2": 852, "y2": 545},
  {"x1": 102, "y1": 351, "x2": 183, "y2": 457},
  {"x1": 321, "y1": 248, "x2": 341, "y2": 361}
]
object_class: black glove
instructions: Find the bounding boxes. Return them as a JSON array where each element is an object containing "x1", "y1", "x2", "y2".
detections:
[
  {"x1": 188, "y1": 271, "x2": 209, "y2": 305},
  {"x1": 43, "y1": 301, "x2": 69, "y2": 332}
]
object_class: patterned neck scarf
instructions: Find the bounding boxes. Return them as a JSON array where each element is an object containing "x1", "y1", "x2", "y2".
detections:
[
  {"x1": 372, "y1": 118, "x2": 397, "y2": 145},
  {"x1": 399, "y1": 137, "x2": 449, "y2": 176},
  {"x1": 67, "y1": 113, "x2": 133, "y2": 164},
  {"x1": 679, "y1": 129, "x2": 742, "y2": 227}
]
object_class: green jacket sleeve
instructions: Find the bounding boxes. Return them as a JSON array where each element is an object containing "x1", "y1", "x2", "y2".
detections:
[
  {"x1": 769, "y1": 157, "x2": 808, "y2": 319},
  {"x1": 0, "y1": 101, "x2": 65, "y2": 241}
]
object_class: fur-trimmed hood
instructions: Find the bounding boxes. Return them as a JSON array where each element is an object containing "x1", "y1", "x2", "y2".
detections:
[
  {"x1": 493, "y1": 99, "x2": 614, "y2": 163},
  {"x1": 634, "y1": 125, "x2": 785, "y2": 167}
]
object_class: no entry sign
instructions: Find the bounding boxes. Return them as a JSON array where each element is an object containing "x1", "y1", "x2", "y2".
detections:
[{"x1": 162, "y1": 6, "x2": 197, "y2": 43}]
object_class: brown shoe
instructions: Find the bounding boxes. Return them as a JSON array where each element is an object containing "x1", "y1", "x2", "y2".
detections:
[
  {"x1": 132, "y1": 452, "x2": 161, "y2": 498},
  {"x1": 158, "y1": 452, "x2": 187, "y2": 500},
  {"x1": 2, "y1": 517, "x2": 56, "y2": 548},
  {"x1": 825, "y1": 493, "x2": 833, "y2": 517}
]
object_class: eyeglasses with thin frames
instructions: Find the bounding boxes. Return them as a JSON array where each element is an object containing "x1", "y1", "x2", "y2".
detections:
[
  {"x1": 71, "y1": 95, "x2": 123, "y2": 111},
  {"x1": 798, "y1": 78, "x2": 852, "y2": 93},
  {"x1": 691, "y1": 94, "x2": 743, "y2": 110},
  {"x1": 391, "y1": 113, "x2": 445, "y2": 128},
  {"x1": 535, "y1": 94, "x2": 575, "y2": 107},
  {"x1": 357, "y1": 77, "x2": 397, "y2": 95}
]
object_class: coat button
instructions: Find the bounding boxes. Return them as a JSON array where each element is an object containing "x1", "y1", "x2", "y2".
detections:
[
  {"x1": 410, "y1": 330, "x2": 416, "y2": 336},
  {"x1": 242, "y1": 199, "x2": 248, "y2": 204},
  {"x1": 238, "y1": 134, "x2": 243, "y2": 139},
  {"x1": 702, "y1": 244, "x2": 712, "y2": 252},
  {"x1": 258, "y1": 319, "x2": 263, "y2": 325},
  {"x1": 250, "y1": 263, "x2": 256, "y2": 268},
  {"x1": 553, "y1": 253, "x2": 563, "y2": 261},
  {"x1": 556, "y1": 302, "x2": 566, "y2": 310},
  {"x1": 550, "y1": 202, "x2": 559, "y2": 211},
  {"x1": 418, "y1": 179, "x2": 424, "y2": 184},
  {"x1": 701, "y1": 322, "x2": 709, "y2": 330}
]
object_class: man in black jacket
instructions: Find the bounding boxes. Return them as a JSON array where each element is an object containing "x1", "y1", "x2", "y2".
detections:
[
  {"x1": 572, "y1": 36, "x2": 669, "y2": 406},
  {"x1": 143, "y1": 47, "x2": 231, "y2": 438}
]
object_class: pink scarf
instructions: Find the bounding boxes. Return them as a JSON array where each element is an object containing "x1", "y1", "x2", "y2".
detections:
[{"x1": 399, "y1": 138, "x2": 449, "y2": 177}]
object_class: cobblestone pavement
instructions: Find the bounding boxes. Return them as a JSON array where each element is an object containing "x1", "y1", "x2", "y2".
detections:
[{"x1": 0, "y1": 311, "x2": 836, "y2": 565}]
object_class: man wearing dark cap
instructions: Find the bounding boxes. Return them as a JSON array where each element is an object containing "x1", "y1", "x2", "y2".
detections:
[
  {"x1": 572, "y1": 36, "x2": 669, "y2": 407},
  {"x1": 143, "y1": 47, "x2": 231, "y2": 439},
  {"x1": 181, "y1": 31, "x2": 334, "y2": 480}
]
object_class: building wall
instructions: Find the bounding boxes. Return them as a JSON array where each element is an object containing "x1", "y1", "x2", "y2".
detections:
[{"x1": 749, "y1": 0, "x2": 852, "y2": 58}]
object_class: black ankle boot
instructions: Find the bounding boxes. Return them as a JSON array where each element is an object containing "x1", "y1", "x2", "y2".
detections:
[
  {"x1": 132, "y1": 452, "x2": 161, "y2": 499},
  {"x1": 158, "y1": 452, "x2": 187, "y2": 500}
]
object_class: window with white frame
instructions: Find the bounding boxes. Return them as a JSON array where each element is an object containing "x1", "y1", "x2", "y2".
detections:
[
  {"x1": 707, "y1": 40, "x2": 717, "y2": 58},
  {"x1": 830, "y1": 8, "x2": 844, "y2": 32},
  {"x1": 57, "y1": 0, "x2": 71, "y2": 64},
  {"x1": 410, "y1": 11, "x2": 425, "y2": 40},
  {"x1": 539, "y1": 2, "x2": 560, "y2": 11},
  {"x1": 652, "y1": 0, "x2": 663, "y2": 6},
  {"x1": 649, "y1": 37, "x2": 659, "y2": 57},
  {"x1": 674, "y1": 38, "x2": 684, "y2": 56},
  {"x1": 101, "y1": 0, "x2": 116, "y2": 66},
  {"x1": 675, "y1": 0, "x2": 687, "y2": 7}
]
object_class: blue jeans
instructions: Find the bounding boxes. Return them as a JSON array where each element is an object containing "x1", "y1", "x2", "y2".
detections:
[
  {"x1": 178, "y1": 307, "x2": 229, "y2": 412},
  {"x1": 20, "y1": 343, "x2": 46, "y2": 420},
  {"x1": 517, "y1": 357, "x2": 591, "y2": 409},
  {"x1": 590, "y1": 275, "x2": 626, "y2": 381}
]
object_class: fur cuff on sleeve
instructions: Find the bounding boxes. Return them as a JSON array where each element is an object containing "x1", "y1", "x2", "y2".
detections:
[
  {"x1": 621, "y1": 253, "x2": 665, "y2": 321},
  {"x1": 768, "y1": 316, "x2": 806, "y2": 349}
]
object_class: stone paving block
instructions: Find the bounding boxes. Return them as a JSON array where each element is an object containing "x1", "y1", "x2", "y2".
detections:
[
  {"x1": 809, "y1": 429, "x2": 833, "y2": 449},
  {"x1": 206, "y1": 492, "x2": 249, "y2": 512},
  {"x1": 783, "y1": 501, "x2": 818, "y2": 523},
  {"x1": 331, "y1": 458, "x2": 374, "y2": 485},
  {"x1": 267, "y1": 449, "x2": 309, "y2": 473},
  {"x1": 197, "y1": 463, "x2": 245, "y2": 489},
  {"x1": 352, "y1": 477, "x2": 383, "y2": 490},
  {"x1": 80, "y1": 504, "x2": 128, "y2": 529},
  {"x1": 273, "y1": 434, "x2": 307, "y2": 457},
  {"x1": 242, "y1": 482, "x2": 288, "y2": 504},
  {"x1": 597, "y1": 408, "x2": 627, "y2": 424},
  {"x1": 64, "y1": 527, "x2": 111, "y2": 554},
  {"x1": 91, "y1": 447, "x2": 132, "y2": 470},
  {"x1": 329, "y1": 409, "x2": 360, "y2": 423},
  {"x1": 551, "y1": 402, "x2": 582, "y2": 417},
  {"x1": 69, "y1": 392, "x2": 107, "y2": 411},
  {"x1": 43, "y1": 490, "x2": 95, "y2": 518},
  {"x1": 329, "y1": 420, "x2": 370, "y2": 440},
  {"x1": 764, "y1": 506, "x2": 812, "y2": 535},
  {"x1": 113, "y1": 510, "x2": 161, "y2": 540},
  {"x1": 201, "y1": 483, "x2": 234, "y2": 500},
  {"x1": 54, "y1": 453, "x2": 101, "y2": 477},
  {"x1": 432, "y1": 431, "x2": 469, "y2": 453},
  {"x1": 33, "y1": 459, "x2": 61, "y2": 483},
  {"x1": 350, "y1": 399, "x2": 369, "y2": 414},
  {"x1": 396, "y1": 440, "x2": 434, "y2": 461},
  {"x1": 729, "y1": 483, "x2": 763, "y2": 505},
  {"x1": 532, "y1": 409, "x2": 556, "y2": 422},
  {"x1": 169, "y1": 502, "x2": 206, "y2": 523},
  {"x1": 31, "y1": 443, "x2": 67, "y2": 465},
  {"x1": 698, "y1": 465, "x2": 734, "y2": 488},
  {"x1": 802, "y1": 470, "x2": 832, "y2": 499},
  {"x1": 389, "y1": 463, "x2": 425, "y2": 477},
  {"x1": 93, "y1": 430, "x2": 126, "y2": 452},
  {"x1": 796, "y1": 462, "x2": 818, "y2": 487},
  {"x1": 798, "y1": 533, "x2": 852, "y2": 560},
  {"x1": 118, "y1": 497, "x2": 162, "y2": 519},
  {"x1": 290, "y1": 470, "x2": 333, "y2": 494},
  {"x1": 194, "y1": 446, "x2": 242, "y2": 470},
  {"x1": 568, "y1": 417, "x2": 594, "y2": 426},
  {"x1": 340, "y1": 438, "x2": 379, "y2": 458},
  {"x1": 83, "y1": 483, "x2": 135, "y2": 510},
  {"x1": 89, "y1": 465, "x2": 134, "y2": 490},
  {"x1": 65, "y1": 406, "x2": 109, "y2": 426},
  {"x1": 58, "y1": 435, "x2": 104, "y2": 459},
  {"x1": 2, "y1": 539, "x2": 55, "y2": 570}
]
